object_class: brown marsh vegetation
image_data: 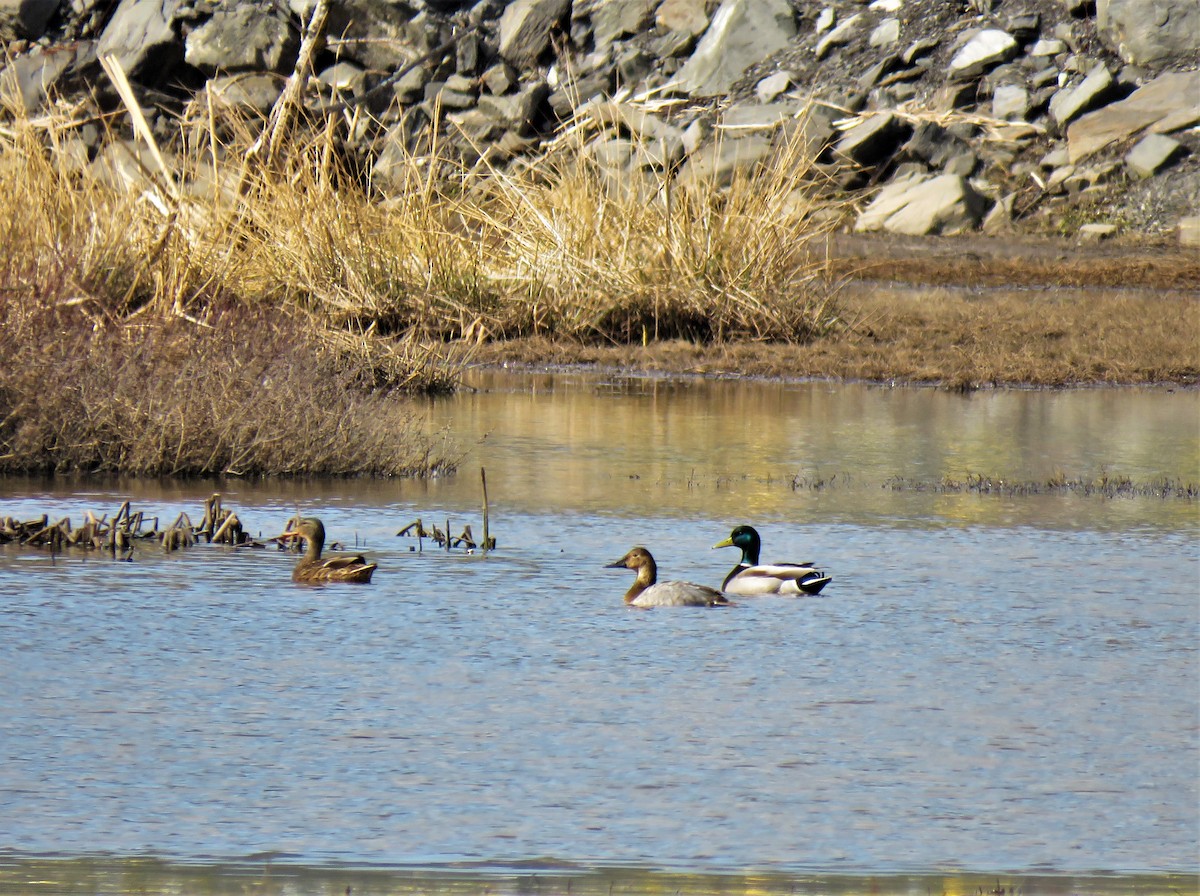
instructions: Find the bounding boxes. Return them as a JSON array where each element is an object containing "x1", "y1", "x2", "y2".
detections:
[{"x1": 0, "y1": 69, "x2": 1196, "y2": 476}]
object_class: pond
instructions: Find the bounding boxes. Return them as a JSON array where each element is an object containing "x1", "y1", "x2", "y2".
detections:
[{"x1": 1, "y1": 371, "x2": 1196, "y2": 895}]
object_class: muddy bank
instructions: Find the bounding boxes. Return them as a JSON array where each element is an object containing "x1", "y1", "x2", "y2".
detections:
[{"x1": 463, "y1": 233, "x2": 1200, "y2": 388}]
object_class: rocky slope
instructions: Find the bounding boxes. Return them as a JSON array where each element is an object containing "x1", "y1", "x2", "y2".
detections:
[{"x1": 2, "y1": 0, "x2": 1197, "y2": 243}]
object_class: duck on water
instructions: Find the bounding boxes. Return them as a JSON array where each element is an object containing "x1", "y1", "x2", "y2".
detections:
[
  {"x1": 605, "y1": 546, "x2": 730, "y2": 607},
  {"x1": 280, "y1": 517, "x2": 377, "y2": 584},
  {"x1": 712, "y1": 525, "x2": 831, "y2": 595}
]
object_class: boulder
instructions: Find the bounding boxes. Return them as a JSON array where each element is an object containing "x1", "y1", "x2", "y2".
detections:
[
  {"x1": 833, "y1": 112, "x2": 912, "y2": 167},
  {"x1": 291, "y1": 0, "x2": 420, "y2": 71},
  {"x1": 675, "y1": 135, "x2": 773, "y2": 189},
  {"x1": 97, "y1": 0, "x2": 187, "y2": 84},
  {"x1": 499, "y1": 0, "x2": 570, "y2": 68},
  {"x1": 671, "y1": 0, "x2": 797, "y2": 96},
  {"x1": 1125, "y1": 133, "x2": 1184, "y2": 179},
  {"x1": 948, "y1": 29, "x2": 1018, "y2": 79},
  {"x1": 855, "y1": 172, "x2": 989, "y2": 235},
  {"x1": 1097, "y1": 0, "x2": 1200, "y2": 65},
  {"x1": 203, "y1": 72, "x2": 285, "y2": 114},
  {"x1": 0, "y1": 0, "x2": 59, "y2": 39},
  {"x1": 0, "y1": 41, "x2": 94, "y2": 111},
  {"x1": 1048, "y1": 63, "x2": 1114, "y2": 130},
  {"x1": 815, "y1": 13, "x2": 861, "y2": 59},
  {"x1": 655, "y1": 0, "x2": 709, "y2": 36},
  {"x1": 184, "y1": 3, "x2": 297, "y2": 75},
  {"x1": 1066, "y1": 70, "x2": 1200, "y2": 163},
  {"x1": 584, "y1": 0, "x2": 656, "y2": 49}
]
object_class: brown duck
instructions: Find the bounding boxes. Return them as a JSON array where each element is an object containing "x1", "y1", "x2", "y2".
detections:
[{"x1": 280, "y1": 517, "x2": 377, "y2": 584}]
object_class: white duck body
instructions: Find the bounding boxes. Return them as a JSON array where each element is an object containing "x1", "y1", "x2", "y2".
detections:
[{"x1": 713, "y1": 525, "x2": 831, "y2": 596}]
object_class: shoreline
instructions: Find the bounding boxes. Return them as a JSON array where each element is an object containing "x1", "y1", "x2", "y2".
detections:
[{"x1": 460, "y1": 232, "x2": 1200, "y2": 389}]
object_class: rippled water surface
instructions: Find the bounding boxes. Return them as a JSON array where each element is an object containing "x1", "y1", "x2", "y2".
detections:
[{"x1": 1, "y1": 374, "x2": 1197, "y2": 894}]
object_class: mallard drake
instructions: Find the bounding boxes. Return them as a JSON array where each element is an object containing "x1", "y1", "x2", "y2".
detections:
[
  {"x1": 712, "y1": 525, "x2": 830, "y2": 595},
  {"x1": 605, "y1": 546, "x2": 730, "y2": 607},
  {"x1": 280, "y1": 517, "x2": 377, "y2": 584}
]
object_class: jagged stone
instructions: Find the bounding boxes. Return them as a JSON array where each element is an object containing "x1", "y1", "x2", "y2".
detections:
[
  {"x1": 480, "y1": 62, "x2": 518, "y2": 95},
  {"x1": 869, "y1": 18, "x2": 901, "y2": 48},
  {"x1": 204, "y1": 72, "x2": 285, "y2": 114},
  {"x1": 720, "y1": 100, "x2": 800, "y2": 133},
  {"x1": 1030, "y1": 38, "x2": 1068, "y2": 56},
  {"x1": 1178, "y1": 217, "x2": 1200, "y2": 248},
  {"x1": 948, "y1": 29, "x2": 1018, "y2": 79},
  {"x1": 185, "y1": 4, "x2": 297, "y2": 75},
  {"x1": 1067, "y1": 70, "x2": 1200, "y2": 162},
  {"x1": 675, "y1": 135, "x2": 772, "y2": 189},
  {"x1": 833, "y1": 112, "x2": 911, "y2": 167},
  {"x1": 1079, "y1": 223, "x2": 1118, "y2": 240},
  {"x1": 87, "y1": 140, "x2": 177, "y2": 192},
  {"x1": 1049, "y1": 63, "x2": 1113, "y2": 130},
  {"x1": 0, "y1": 0, "x2": 59, "y2": 39},
  {"x1": 672, "y1": 0, "x2": 796, "y2": 96},
  {"x1": 97, "y1": 0, "x2": 187, "y2": 84},
  {"x1": 1098, "y1": 0, "x2": 1200, "y2": 65},
  {"x1": 499, "y1": 0, "x2": 569, "y2": 68},
  {"x1": 755, "y1": 70, "x2": 792, "y2": 103},
  {"x1": 476, "y1": 80, "x2": 548, "y2": 133},
  {"x1": 289, "y1": 0, "x2": 420, "y2": 71},
  {"x1": 855, "y1": 172, "x2": 989, "y2": 235},
  {"x1": 0, "y1": 41, "x2": 95, "y2": 111},
  {"x1": 655, "y1": 0, "x2": 709, "y2": 36},
  {"x1": 992, "y1": 84, "x2": 1030, "y2": 120},
  {"x1": 1125, "y1": 133, "x2": 1184, "y2": 179},
  {"x1": 815, "y1": 13, "x2": 861, "y2": 59},
  {"x1": 815, "y1": 7, "x2": 835, "y2": 34},
  {"x1": 586, "y1": 0, "x2": 656, "y2": 49},
  {"x1": 318, "y1": 62, "x2": 369, "y2": 97},
  {"x1": 580, "y1": 100, "x2": 686, "y2": 160}
]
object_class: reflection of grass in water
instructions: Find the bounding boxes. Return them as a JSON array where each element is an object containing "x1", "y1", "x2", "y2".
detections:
[{"x1": 888, "y1": 472, "x2": 1199, "y2": 498}]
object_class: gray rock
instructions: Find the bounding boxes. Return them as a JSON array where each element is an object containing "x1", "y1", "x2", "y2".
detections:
[
  {"x1": 1030, "y1": 38, "x2": 1068, "y2": 56},
  {"x1": 948, "y1": 29, "x2": 1018, "y2": 79},
  {"x1": 672, "y1": 0, "x2": 797, "y2": 96},
  {"x1": 755, "y1": 70, "x2": 793, "y2": 103},
  {"x1": 0, "y1": 0, "x2": 59, "y2": 39},
  {"x1": 318, "y1": 62, "x2": 368, "y2": 98},
  {"x1": 1097, "y1": 0, "x2": 1200, "y2": 65},
  {"x1": 869, "y1": 18, "x2": 901, "y2": 48},
  {"x1": 97, "y1": 0, "x2": 186, "y2": 83},
  {"x1": 991, "y1": 84, "x2": 1030, "y2": 120},
  {"x1": 1048, "y1": 63, "x2": 1113, "y2": 129},
  {"x1": 675, "y1": 135, "x2": 773, "y2": 189},
  {"x1": 499, "y1": 0, "x2": 570, "y2": 68},
  {"x1": 0, "y1": 40, "x2": 94, "y2": 111},
  {"x1": 586, "y1": 0, "x2": 656, "y2": 49},
  {"x1": 476, "y1": 80, "x2": 548, "y2": 134},
  {"x1": 854, "y1": 172, "x2": 989, "y2": 235},
  {"x1": 721, "y1": 100, "x2": 800, "y2": 132},
  {"x1": 1125, "y1": 133, "x2": 1184, "y2": 179},
  {"x1": 481, "y1": 62, "x2": 517, "y2": 95},
  {"x1": 1066, "y1": 70, "x2": 1200, "y2": 162},
  {"x1": 815, "y1": 7, "x2": 835, "y2": 34},
  {"x1": 815, "y1": 13, "x2": 861, "y2": 59},
  {"x1": 833, "y1": 112, "x2": 911, "y2": 167},
  {"x1": 1178, "y1": 216, "x2": 1200, "y2": 248},
  {"x1": 1079, "y1": 223, "x2": 1118, "y2": 240},
  {"x1": 580, "y1": 100, "x2": 686, "y2": 162},
  {"x1": 204, "y1": 72, "x2": 285, "y2": 114},
  {"x1": 655, "y1": 0, "x2": 709, "y2": 36},
  {"x1": 184, "y1": 3, "x2": 297, "y2": 75},
  {"x1": 300, "y1": 0, "x2": 419, "y2": 72},
  {"x1": 87, "y1": 139, "x2": 176, "y2": 192}
]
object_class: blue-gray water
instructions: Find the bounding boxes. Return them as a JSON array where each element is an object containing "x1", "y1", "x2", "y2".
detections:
[{"x1": 1, "y1": 375, "x2": 1197, "y2": 893}]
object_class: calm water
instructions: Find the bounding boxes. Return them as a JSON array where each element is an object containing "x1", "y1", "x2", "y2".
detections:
[{"x1": 1, "y1": 374, "x2": 1197, "y2": 895}]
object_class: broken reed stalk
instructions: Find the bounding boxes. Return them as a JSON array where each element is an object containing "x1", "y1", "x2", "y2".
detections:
[{"x1": 481, "y1": 466, "x2": 490, "y2": 555}]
